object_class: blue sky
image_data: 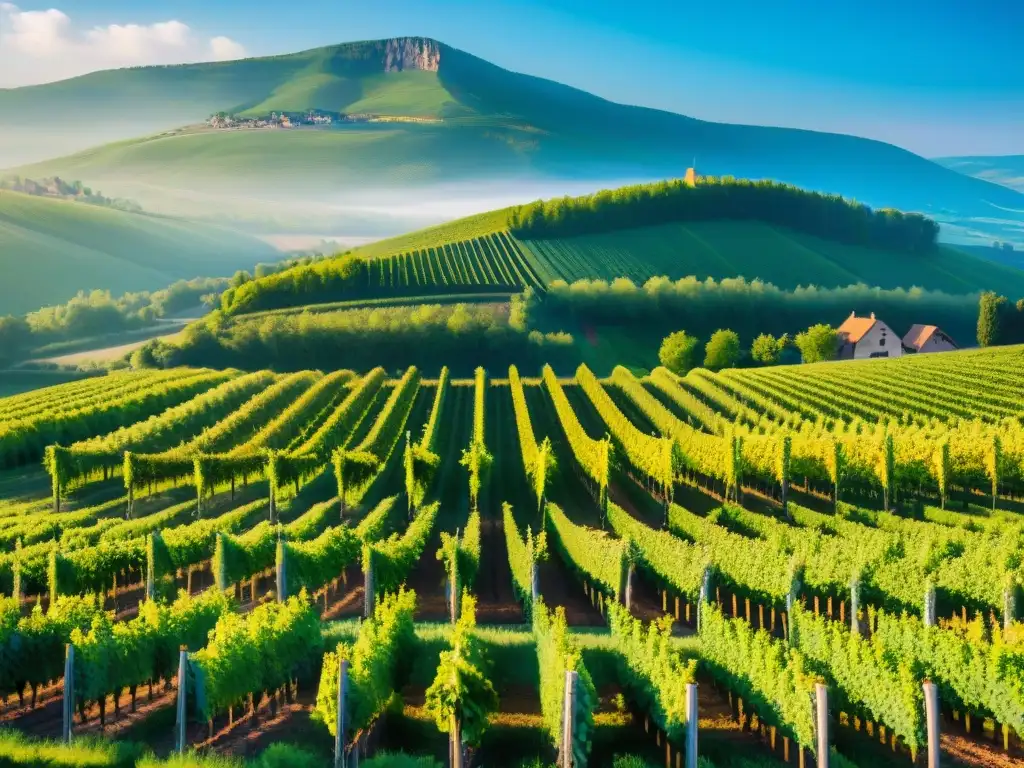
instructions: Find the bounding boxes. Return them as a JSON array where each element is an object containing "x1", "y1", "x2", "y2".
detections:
[{"x1": 4, "y1": 0, "x2": 1020, "y2": 157}]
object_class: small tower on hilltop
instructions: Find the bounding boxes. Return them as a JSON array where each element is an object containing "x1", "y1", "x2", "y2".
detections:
[{"x1": 684, "y1": 159, "x2": 697, "y2": 187}]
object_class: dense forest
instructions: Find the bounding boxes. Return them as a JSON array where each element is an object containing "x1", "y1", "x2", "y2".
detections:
[
  {"x1": 537, "y1": 277, "x2": 981, "y2": 345},
  {"x1": 137, "y1": 301, "x2": 574, "y2": 374},
  {"x1": 508, "y1": 176, "x2": 941, "y2": 253}
]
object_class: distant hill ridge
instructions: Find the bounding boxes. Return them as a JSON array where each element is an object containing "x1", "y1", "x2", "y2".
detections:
[{"x1": 5, "y1": 35, "x2": 1024, "y2": 237}]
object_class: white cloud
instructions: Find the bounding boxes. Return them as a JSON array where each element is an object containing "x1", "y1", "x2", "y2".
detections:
[
  {"x1": 209, "y1": 35, "x2": 246, "y2": 61},
  {"x1": 0, "y1": 3, "x2": 246, "y2": 87}
]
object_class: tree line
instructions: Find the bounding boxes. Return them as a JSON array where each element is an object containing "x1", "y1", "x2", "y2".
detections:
[
  {"x1": 0, "y1": 278, "x2": 232, "y2": 367},
  {"x1": 134, "y1": 302, "x2": 577, "y2": 375},
  {"x1": 507, "y1": 176, "x2": 940, "y2": 254},
  {"x1": 658, "y1": 323, "x2": 836, "y2": 374},
  {"x1": 538, "y1": 276, "x2": 979, "y2": 348}
]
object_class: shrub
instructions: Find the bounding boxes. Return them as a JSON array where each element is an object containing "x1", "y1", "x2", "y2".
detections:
[
  {"x1": 658, "y1": 330, "x2": 700, "y2": 375},
  {"x1": 794, "y1": 323, "x2": 838, "y2": 363},
  {"x1": 703, "y1": 329, "x2": 741, "y2": 370}
]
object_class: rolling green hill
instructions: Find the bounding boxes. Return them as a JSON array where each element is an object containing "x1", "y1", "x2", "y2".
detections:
[
  {"x1": 218, "y1": 183, "x2": 1024, "y2": 319},
  {"x1": 6, "y1": 37, "x2": 1024, "y2": 236},
  {"x1": 352, "y1": 212, "x2": 1024, "y2": 294},
  {"x1": 0, "y1": 191, "x2": 276, "y2": 315}
]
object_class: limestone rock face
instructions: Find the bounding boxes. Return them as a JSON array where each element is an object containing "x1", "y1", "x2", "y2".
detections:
[{"x1": 383, "y1": 38, "x2": 441, "y2": 72}]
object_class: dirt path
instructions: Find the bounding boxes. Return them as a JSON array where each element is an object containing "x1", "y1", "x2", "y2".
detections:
[
  {"x1": 941, "y1": 726, "x2": 1021, "y2": 768},
  {"x1": 536, "y1": 558, "x2": 605, "y2": 626},
  {"x1": 695, "y1": 674, "x2": 789, "y2": 767},
  {"x1": 407, "y1": 385, "x2": 472, "y2": 622},
  {"x1": 476, "y1": 382, "x2": 528, "y2": 625},
  {"x1": 33, "y1": 326, "x2": 186, "y2": 366}
]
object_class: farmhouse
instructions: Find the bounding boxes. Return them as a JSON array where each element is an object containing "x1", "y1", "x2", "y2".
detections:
[
  {"x1": 836, "y1": 312, "x2": 903, "y2": 359},
  {"x1": 903, "y1": 324, "x2": 958, "y2": 354}
]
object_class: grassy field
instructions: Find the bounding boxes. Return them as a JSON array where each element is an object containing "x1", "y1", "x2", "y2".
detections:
[
  {"x1": 341, "y1": 208, "x2": 1024, "y2": 296},
  {"x1": 14, "y1": 123, "x2": 543, "y2": 199},
  {"x1": 32, "y1": 329, "x2": 185, "y2": 367},
  {"x1": 0, "y1": 191, "x2": 276, "y2": 314}
]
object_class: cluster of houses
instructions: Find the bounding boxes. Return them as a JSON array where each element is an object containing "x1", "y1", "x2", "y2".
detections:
[
  {"x1": 206, "y1": 111, "x2": 335, "y2": 130},
  {"x1": 204, "y1": 111, "x2": 443, "y2": 131},
  {"x1": 836, "y1": 312, "x2": 958, "y2": 359}
]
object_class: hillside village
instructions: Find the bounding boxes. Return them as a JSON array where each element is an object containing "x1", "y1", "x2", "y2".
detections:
[
  {"x1": 0, "y1": 175, "x2": 142, "y2": 212},
  {"x1": 205, "y1": 111, "x2": 442, "y2": 130},
  {"x1": 206, "y1": 111, "x2": 335, "y2": 129}
]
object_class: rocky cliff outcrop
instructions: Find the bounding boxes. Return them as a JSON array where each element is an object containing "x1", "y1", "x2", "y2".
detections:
[{"x1": 383, "y1": 37, "x2": 441, "y2": 72}]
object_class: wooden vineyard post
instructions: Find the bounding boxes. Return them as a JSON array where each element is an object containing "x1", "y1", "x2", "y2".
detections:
[
  {"x1": 145, "y1": 533, "x2": 156, "y2": 602},
  {"x1": 531, "y1": 559, "x2": 540, "y2": 605},
  {"x1": 214, "y1": 533, "x2": 227, "y2": 593},
  {"x1": 924, "y1": 584, "x2": 936, "y2": 627},
  {"x1": 363, "y1": 550, "x2": 375, "y2": 619},
  {"x1": 849, "y1": 577, "x2": 860, "y2": 635},
  {"x1": 562, "y1": 669, "x2": 578, "y2": 768},
  {"x1": 787, "y1": 570, "x2": 801, "y2": 643},
  {"x1": 815, "y1": 683, "x2": 829, "y2": 768},
  {"x1": 1004, "y1": 584, "x2": 1016, "y2": 629},
  {"x1": 697, "y1": 567, "x2": 711, "y2": 633},
  {"x1": 12, "y1": 541, "x2": 21, "y2": 602},
  {"x1": 62, "y1": 643, "x2": 74, "y2": 743},
  {"x1": 622, "y1": 560, "x2": 635, "y2": 611},
  {"x1": 685, "y1": 682, "x2": 698, "y2": 768},
  {"x1": 923, "y1": 680, "x2": 940, "y2": 768},
  {"x1": 451, "y1": 713, "x2": 463, "y2": 768},
  {"x1": 48, "y1": 549, "x2": 60, "y2": 608},
  {"x1": 449, "y1": 554, "x2": 460, "y2": 624},
  {"x1": 276, "y1": 534, "x2": 287, "y2": 603},
  {"x1": 334, "y1": 658, "x2": 348, "y2": 768},
  {"x1": 405, "y1": 431, "x2": 414, "y2": 518},
  {"x1": 175, "y1": 648, "x2": 187, "y2": 754}
]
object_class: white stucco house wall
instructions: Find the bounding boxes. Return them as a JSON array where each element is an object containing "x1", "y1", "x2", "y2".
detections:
[{"x1": 836, "y1": 312, "x2": 903, "y2": 359}]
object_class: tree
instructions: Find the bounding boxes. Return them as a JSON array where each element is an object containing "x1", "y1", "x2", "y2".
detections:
[
  {"x1": 794, "y1": 324, "x2": 838, "y2": 363},
  {"x1": 703, "y1": 329, "x2": 741, "y2": 370},
  {"x1": 658, "y1": 331, "x2": 700, "y2": 375},
  {"x1": 977, "y1": 291, "x2": 1007, "y2": 347},
  {"x1": 130, "y1": 343, "x2": 159, "y2": 370},
  {"x1": 509, "y1": 287, "x2": 536, "y2": 332},
  {"x1": 229, "y1": 270, "x2": 253, "y2": 289},
  {"x1": 750, "y1": 333, "x2": 788, "y2": 366},
  {"x1": 0, "y1": 316, "x2": 32, "y2": 364}
]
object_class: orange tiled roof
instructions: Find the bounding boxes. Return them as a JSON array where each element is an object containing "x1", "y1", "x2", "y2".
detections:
[
  {"x1": 903, "y1": 324, "x2": 938, "y2": 350},
  {"x1": 837, "y1": 315, "x2": 876, "y2": 343}
]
